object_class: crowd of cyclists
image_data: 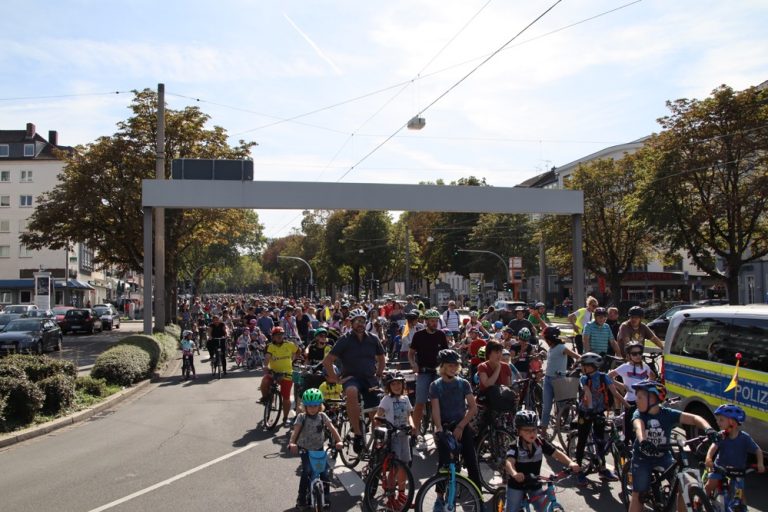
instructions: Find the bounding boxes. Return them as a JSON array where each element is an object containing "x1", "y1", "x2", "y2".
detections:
[{"x1": 175, "y1": 294, "x2": 764, "y2": 512}]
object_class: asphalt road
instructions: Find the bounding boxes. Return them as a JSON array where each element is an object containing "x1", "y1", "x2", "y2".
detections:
[
  {"x1": 53, "y1": 321, "x2": 145, "y2": 375},
  {"x1": 0, "y1": 355, "x2": 765, "y2": 512}
]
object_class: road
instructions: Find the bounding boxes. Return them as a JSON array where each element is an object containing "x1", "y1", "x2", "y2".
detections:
[
  {"x1": 54, "y1": 321, "x2": 145, "y2": 375},
  {"x1": 0, "y1": 355, "x2": 765, "y2": 512}
]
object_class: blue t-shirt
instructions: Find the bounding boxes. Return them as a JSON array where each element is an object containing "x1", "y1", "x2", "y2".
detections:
[
  {"x1": 631, "y1": 407, "x2": 683, "y2": 459},
  {"x1": 582, "y1": 321, "x2": 614, "y2": 354},
  {"x1": 714, "y1": 431, "x2": 759, "y2": 470},
  {"x1": 579, "y1": 372, "x2": 613, "y2": 413},
  {"x1": 429, "y1": 377, "x2": 472, "y2": 425}
]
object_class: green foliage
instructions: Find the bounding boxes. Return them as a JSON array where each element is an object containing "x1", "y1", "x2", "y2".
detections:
[
  {"x1": 0, "y1": 376, "x2": 44, "y2": 425},
  {"x1": 75, "y1": 376, "x2": 110, "y2": 398},
  {"x1": 116, "y1": 333, "x2": 176, "y2": 371},
  {"x1": 0, "y1": 364, "x2": 26, "y2": 381},
  {"x1": 91, "y1": 345, "x2": 152, "y2": 386},
  {"x1": 37, "y1": 374, "x2": 76, "y2": 414},
  {"x1": 163, "y1": 323, "x2": 181, "y2": 341},
  {"x1": 0, "y1": 354, "x2": 76, "y2": 382}
]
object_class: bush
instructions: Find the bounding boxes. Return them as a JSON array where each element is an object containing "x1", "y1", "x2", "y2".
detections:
[
  {"x1": 164, "y1": 323, "x2": 181, "y2": 340},
  {"x1": 118, "y1": 335, "x2": 162, "y2": 369},
  {"x1": 75, "y1": 376, "x2": 109, "y2": 397},
  {"x1": 0, "y1": 364, "x2": 26, "y2": 381},
  {"x1": 38, "y1": 374, "x2": 75, "y2": 414},
  {"x1": 0, "y1": 354, "x2": 76, "y2": 382},
  {"x1": 91, "y1": 345, "x2": 151, "y2": 386},
  {"x1": 152, "y1": 333, "x2": 179, "y2": 361},
  {"x1": 0, "y1": 376, "x2": 44, "y2": 424}
]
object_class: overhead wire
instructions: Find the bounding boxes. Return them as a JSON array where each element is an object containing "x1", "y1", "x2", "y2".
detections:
[{"x1": 0, "y1": 90, "x2": 133, "y2": 102}]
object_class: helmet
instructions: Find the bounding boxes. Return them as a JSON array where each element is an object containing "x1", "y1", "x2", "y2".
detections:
[
  {"x1": 626, "y1": 341, "x2": 644, "y2": 353},
  {"x1": 477, "y1": 346, "x2": 486, "y2": 360},
  {"x1": 502, "y1": 349, "x2": 510, "y2": 356},
  {"x1": 514, "y1": 305, "x2": 527, "y2": 312},
  {"x1": 629, "y1": 306, "x2": 645, "y2": 318},
  {"x1": 494, "y1": 321, "x2": 503, "y2": 329},
  {"x1": 314, "y1": 328, "x2": 328, "y2": 337},
  {"x1": 631, "y1": 380, "x2": 667, "y2": 402},
  {"x1": 271, "y1": 326, "x2": 285, "y2": 335},
  {"x1": 182, "y1": 330, "x2": 193, "y2": 337},
  {"x1": 348, "y1": 308, "x2": 366, "y2": 320},
  {"x1": 514, "y1": 409, "x2": 539, "y2": 429},
  {"x1": 437, "y1": 349, "x2": 461, "y2": 365},
  {"x1": 580, "y1": 352, "x2": 603, "y2": 367},
  {"x1": 462, "y1": 318, "x2": 470, "y2": 325},
  {"x1": 423, "y1": 309, "x2": 441, "y2": 319},
  {"x1": 382, "y1": 371, "x2": 406, "y2": 389},
  {"x1": 249, "y1": 319, "x2": 258, "y2": 325},
  {"x1": 469, "y1": 310, "x2": 479, "y2": 318},
  {"x1": 543, "y1": 326, "x2": 561, "y2": 342},
  {"x1": 594, "y1": 307, "x2": 607, "y2": 317},
  {"x1": 535, "y1": 302, "x2": 545, "y2": 308},
  {"x1": 481, "y1": 320, "x2": 491, "y2": 328},
  {"x1": 518, "y1": 327, "x2": 531, "y2": 341},
  {"x1": 405, "y1": 310, "x2": 420, "y2": 320},
  {"x1": 442, "y1": 328, "x2": 453, "y2": 335},
  {"x1": 302, "y1": 388, "x2": 324, "y2": 406},
  {"x1": 714, "y1": 404, "x2": 746, "y2": 424}
]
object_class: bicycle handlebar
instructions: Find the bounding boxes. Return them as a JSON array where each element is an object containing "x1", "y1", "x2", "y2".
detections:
[
  {"x1": 712, "y1": 464, "x2": 757, "y2": 477},
  {"x1": 374, "y1": 416, "x2": 413, "y2": 434}
]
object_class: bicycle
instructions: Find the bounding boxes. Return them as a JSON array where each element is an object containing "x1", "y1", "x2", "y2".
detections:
[
  {"x1": 301, "y1": 449, "x2": 333, "y2": 512},
  {"x1": 490, "y1": 468, "x2": 574, "y2": 512},
  {"x1": 706, "y1": 464, "x2": 757, "y2": 512},
  {"x1": 210, "y1": 337, "x2": 225, "y2": 379},
  {"x1": 262, "y1": 370, "x2": 288, "y2": 430},
  {"x1": 363, "y1": 417, "x2": 416, "y2": 512},
  {"x1": 565, "y1": 410, "x2": 631, "y2": 488},
  {"x1": 181, "y1": 349, "x2": 194, "y2": 380},
  {"x1": 413, "y1": 431, "x2": 484, "y2": 512},
  {"x1": 474, "y1": 405, "x2": 517, "y2": 493}
]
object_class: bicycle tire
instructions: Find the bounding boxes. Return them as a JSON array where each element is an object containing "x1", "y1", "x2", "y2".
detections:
[
  {"x1": 363, "y1": 458, "x2": 415, "y2": 512},
  {"x1": 263, "y1": 389, "x2": 282, "y2": 430},
  {"x1": 339, "y1": 417, "x2": 362, "y2": 469},
  {"x1": 419, "y1": 402, "x2": 432, "y2": 437},
  {"x1": 554, "y1": 400, "x2": 578, "y2": 449},
  {"x1": 490, "y1": 488, "x2": 505, "y2": 512},
  {"x1": 413, "y1": 473, "x2": 483, "y2": 512},
  {"x1": 531, "y1": 381, "x2": 543, "y2": 417},
  {"x1": 312, "y1": 481, "x2": 324, "y2": 512},
  {"x1": 565, "y1": 429, "x2": 599, "y2": 475},
  {"x1": 687, "y1": 486, "x2": 715, "y2": 512},
  {"x1": 619, "y1": 459, "x2": 632, "y2": 509},
  {"x1": 476, "y1": 428, "x2": 515, "y2": 493}
]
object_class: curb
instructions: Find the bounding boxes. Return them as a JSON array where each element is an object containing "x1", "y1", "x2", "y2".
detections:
[{"x1": 0, "y1": 355, "x2": 181, "y2": 450}]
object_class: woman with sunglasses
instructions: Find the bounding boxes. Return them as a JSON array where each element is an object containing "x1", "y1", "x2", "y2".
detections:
[{"x1": 609, "y1": 341, "x2": 656, "y2": 442}]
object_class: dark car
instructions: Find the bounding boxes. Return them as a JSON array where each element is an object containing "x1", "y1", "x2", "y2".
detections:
[
  {"x1": 93, "y1": 304, "x2": 121, "y2": 330},
  {"x1": 52, "y1": 306, "x2": 75, "y2": 329},
  {"x1": 61, "y1": 308, "x2": 104, "y2": 335},
  {"x1": 0, "y1": 313, "x2": 23, "y2": 330},
  {"x1": 0, "y1": 318, "x2": 62, "y2": 354},
  {"x1": 647, "y1": 304, "x2": 701, "y2": 339}
]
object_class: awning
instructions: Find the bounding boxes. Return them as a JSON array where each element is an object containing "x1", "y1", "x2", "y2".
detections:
[
  {"x1": 53, "y1": 279, "x2": 95, "y2": 290},
  {"x1": 0, "y1": 279, "x2": 33, "y2": 289}
]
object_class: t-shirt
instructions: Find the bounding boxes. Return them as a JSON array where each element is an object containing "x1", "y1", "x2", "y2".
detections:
[
  {"x1": 510, "y1": 342, "x2": 535, "y2": 374},
  {"x1": 429, "y1": 377, "x2": 472, "y2": 425},
  {"x1": 443, "y1": 309, "x2": 461, "y2": 331},
  {"x1": 296, "y1": 313, "x2": 311, "y2": 340},
  {"x1": 319, "y1": 381, "x2": 342, "y2": 401},
  {"x1": 613, "y1": 362, "x2": 652, "y2": 401},
  {"x1": 410, "y1": 329, "x2": 449, "y2": 369},
  {"x1": 307, "y1": 343, "x2": 332, "y2": 363},
  {"x1": 181, "y1": 339, "x2": 195, "y2": 352},
  {"x1": 257, "y1": 316, "x2": 274, "y2": 337},
  {"x1": 477, "y1": 361, "x2": 513, "y2": 391},
  {"x1": 582, "y1": 321, "x2": 615, "y2": 354},
  {"x1": 267, "y1": 341, "x2": 298, "y2": 375},
  {"x1": 378, "y1": 394, "x2": 413, "y2": 427},
  {"x1": 546, "y1": 343, "x2": 570, "y2": 377},
  {"x1": 713, "y1": 431, "x2": 759, "y2": 470},
  {"x1": 295, "y1": 412, "x2": 332, "y2": 450},
  {"x1": 617, "y1": 322, "x2": 655, "y2": 348},
  {"x1": 631, "y1": 407, "x2": 683, "y2": 459},
  {"x1": 469, "y1": 338, "x2": 487, "y2": 366},
  {"x1": 329, "y1": 331, "x2": 385, "y2": 384},
  {"x1": 527, "y1": 313, "x2": 549, "y2": 330},
  {"x1": 506, "y1": 437, "x2": 557, "y2": 490},
  {"x1": 579, "y1": 372, "x2": 614, "y2": 413},
  {"x1": 507, "y1": 318, "x2": 535, "y2": 337}
]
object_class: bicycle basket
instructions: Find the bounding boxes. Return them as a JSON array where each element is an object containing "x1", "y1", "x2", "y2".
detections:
[
  {"x1": 308, "y1": 450, "x2": 328, "y2": 473},
  {"x1": 552, "y1": 376, "x2": 580, "y2": 402}
]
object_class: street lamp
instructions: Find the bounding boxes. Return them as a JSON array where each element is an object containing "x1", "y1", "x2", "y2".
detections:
[
  {"x1": 457, "y1": 248, "x2": 511, "y2": 285},
  {"x1": 277, "y1": 255, "x2": 314, "y2": 299}
]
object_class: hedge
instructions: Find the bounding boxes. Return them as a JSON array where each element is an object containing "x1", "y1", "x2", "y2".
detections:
[
  {"x1": 75, "y1": 376, "x2": 110, "y2": 398},
  {"x1": 38, "y1": 374, "x2": 75, "y2": 414},
  {"x1": 116, "y1": 333, "x2": 176, "y2": 372},
  {"x1": 0, "y1": 376, "x2": 44, "y2": 424},
  {"x1": 0, "y1": 354, "x2": 76, "y2": 382},
  {"x1": 91, "y1": 345, "x2": 152, "y2": 386},
  {"x1": 164, "y1": 323, "x2": 181, "y2": 340}
]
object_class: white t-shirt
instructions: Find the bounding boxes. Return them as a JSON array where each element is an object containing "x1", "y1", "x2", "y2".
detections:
[
  {"x1": 614, "y1": 362, "x2": 653, "y2": 401},
  {"x1": 443, "y1": 309, "x2": 460, "y2": 331},
  {"x1": 378, "y1": 394, "x2": 413, "y2": 427}
]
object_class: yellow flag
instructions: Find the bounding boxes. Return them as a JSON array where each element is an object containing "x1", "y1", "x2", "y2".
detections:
[
  {"x1": 402, "y1": 322, "x2": 410, "y2": 339},
  {"x1": 324, "y1": 307, "x2": 331, "y2": 321},
  {"x1": 724, "y1": 353, "x2": 742, "y2": 392}
]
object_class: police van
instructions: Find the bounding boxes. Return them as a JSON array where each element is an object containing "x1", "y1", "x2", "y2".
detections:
[{"x1": 663, "y1": 305, "x2": 768, "y2": 450}]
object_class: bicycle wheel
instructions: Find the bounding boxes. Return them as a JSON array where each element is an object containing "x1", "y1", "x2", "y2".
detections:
[
  {"x1": 554, "y1": 400, "x2": 578, "y2": 449},
  {"x1": 263, "y1": 389, "x2": 282, "y2": 430},
  {"x1": 476, "y1": 428, "x2": 515, "y2": 493},
  {"x1": 216, "y1": 352, "x2": 222, "y2": 379},
  {"x1": 413, "y1": 473, "x2": 483, "y2": 512},
  {"x1": 363, "y1": 458, "x2": 414, "y2": 512},
  {"x1": 530, "y1": 381, "x2": 543, "y2": 417},
  {"x1": 420, "y1": 402, "x2": 432, "y2": 436},
  {"x1": 687, "y1": 486, "x2": 715, "y2": 512},
  {"x1": 312, "y1": 481, "x2": 324, "y2": 512},
  {"x1": 339, "y1": 417, "x2": 362, "y2": 469},
  {"x1": 490, "y1": 487, "x2": 506, "y2": 512},
  {"x1": 619, "y1": 460, "x2": 632, "y2": 509},
  {"x1": 565, "y1": 429, "x2": 600, "y2": 475}
]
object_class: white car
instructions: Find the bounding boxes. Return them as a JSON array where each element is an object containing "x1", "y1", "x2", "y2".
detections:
[
  {"x1": 2, "y1": 304, "x2": 39, "y2": 315},
  {"x1": 93, "y1": 304, "x2": 121, "y2": 330}
]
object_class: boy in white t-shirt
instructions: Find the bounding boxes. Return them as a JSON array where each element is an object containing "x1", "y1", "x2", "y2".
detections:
[{"x1": 609, "y1": 341, "x2": 655, "y2": 442}]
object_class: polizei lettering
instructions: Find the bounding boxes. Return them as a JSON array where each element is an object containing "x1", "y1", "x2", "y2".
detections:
[{"x1": 738, "y1": 384, "x2": 768, "y2": 409}]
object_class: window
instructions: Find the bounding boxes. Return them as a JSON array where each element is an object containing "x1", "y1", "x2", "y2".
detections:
[
  {"x1": 0, "y1": 220, "x2": 8, "y2": 232},
  {"x1": 19, "y1": 244, "x2": 32, "y2": 258},
  {"x1": 746, "y1": 275, "x2": 756, "y2": 304},
  {"x1": 20, "y1": 195, "x2": 33, "y2": 207},
  {"x1": 20, "y1": 290, "x2": 31, "y2": 303},
  {"x1": 0, "y1": 245, "x2": 9, "y2": 258},
  {"x1": 728, "y1": 318, "x2": 768, "y2": 372},
  {"x1": 0, "y1": 170, "x2": 9, "y2": 182},
  {"x1": 79, "y1": 244, "x2": 94, "y2": 272},
  {"x1": 0, "y1": 196, "x2": 9, "y2": 207},
  {"x1": 0, "y1": 145, "x2": 8, "y2": 157},
  {"x1": 19, "y1": 219, "x2": 29, "y2": 232},
  {"x1": 20, "y1": 170, "x2": 33, "y2": 182},
  {"x1": 0, "y1": 291, "x2": 11, "y2": 303},
  {"x1": 23, "y1": 144, "x2": 35, "y2": 157}
]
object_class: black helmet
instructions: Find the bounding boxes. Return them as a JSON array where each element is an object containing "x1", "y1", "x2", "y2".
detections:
[
  {"x1": 382, "y1": 371, "x2": 406, "y2": 388},
  {"x1": 514, "y1": 409, "x2": 539, "y2": 429},
  {"x1": 629, "y1": 306, "x2": 644, "y2": 318},
  {"x1": 405, "y1": 310, "x2": 420, "y2": 320},
  {"x1": 437, "y1": 349, "x2": 460, "y2": 365},
  {"x1": 543, "y1": 326, "x2": 561, "y2": 342},
  {"x1": 594, "y1": 307, "x2": 607, "y2": 317}
]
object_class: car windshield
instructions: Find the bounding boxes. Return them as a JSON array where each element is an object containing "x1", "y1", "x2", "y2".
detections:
[
  {"x1": 66, "y1": 310, "x2": 88, "y2": 318},
  {"x1": 5, "y1": 306, "x2": 28, "y2": 314},
  {"x1": 0, "y1": 315, "x2": 15, "y2": 326},
  {"x1": 4, "y1": 320, "x2": 41, "y2": 332},
  {"x1": 53, "y1": 308, "x2": 70, "y2": 315},
  {"x1": 93, "y1": 307, "x2": 110, "y2": 315}
]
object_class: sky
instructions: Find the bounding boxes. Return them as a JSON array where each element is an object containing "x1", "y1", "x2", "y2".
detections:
[{"x1": 1, "y1": 0, "x2": 766, "y2": 238}]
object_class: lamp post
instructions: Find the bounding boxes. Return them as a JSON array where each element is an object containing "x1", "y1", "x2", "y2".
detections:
[
  {"x1": 457, "y1": 248, "x2": 511, "y2": 286},
  {"x1": 277, "y1": 255, "x2": 314, "y2": 300}
]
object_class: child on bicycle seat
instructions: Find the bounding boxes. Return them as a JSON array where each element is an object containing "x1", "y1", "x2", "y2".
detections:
[
  {"x1": 629, "y1": 380, "x2": 716, "y2": 512},
  {"x1": 505, "y1": 409, "x2": 580, "y2": 512},
  {"x1": 375, "y1": 371, "x2": 416, "y2": 509},
  {"x1": 575, "y1": 352, "x2": 629, "y2": 486},
  {"x1": 704, "y1": 404, "x2": 765, "y2": 499},
  {"x1": 181, "y1": 330, "x2": 196, "y2": 379},
  {"x1": 288, "y1": 388, "x2": 343, "y2": 511}
]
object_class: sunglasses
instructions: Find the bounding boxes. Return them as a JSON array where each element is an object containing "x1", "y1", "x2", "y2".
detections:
[{"x1": 629, "y1": 351, "x2": 643, "y2": 356}]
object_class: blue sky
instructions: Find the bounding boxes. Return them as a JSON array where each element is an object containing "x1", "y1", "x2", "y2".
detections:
[{"x1": 1, "y1": 0, "x2": 766, "y2": 238}]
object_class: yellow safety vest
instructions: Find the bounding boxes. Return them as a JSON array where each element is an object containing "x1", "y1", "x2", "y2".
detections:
[{"x1": 574, "y1": 307, "x2": 590, "y2": 334}]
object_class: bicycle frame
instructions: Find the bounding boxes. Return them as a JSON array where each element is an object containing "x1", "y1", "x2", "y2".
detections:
[
  {"x1": 306, "y1": 450, "x2": 329, "y2": 509},
  {"x1": 646, "y1": 438, "x2": 706, "y2": 512},
  {"x1": 711, "y1": 465, "x2": 750, "y2": 512}
]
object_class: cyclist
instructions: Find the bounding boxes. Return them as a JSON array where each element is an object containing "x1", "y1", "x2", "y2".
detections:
[
  {"x1": 409, "y1": 309, "x2": 449, "y2": 451},
  {"x1": 207, "y1": 314, "x2": 229, "y2": 377},
  {"x1": 528, "y1": 302, "x2": 550, "y2": 333},
  {"x1": 629, "y1": 380, "x2": 717, "y2": 512},
  {"x1": 582, "y1": 307, "x2": 621, "y2": 363},
  {"x1": 305, "y1": 328, "x2": 332, "y2": 364},
  {"x1": 573, "y1": 352, "x2": 629, "y2": 486},
  {"x1": 322, "y1": 308, "x2": 386, "y2": 453},
  {"x1": 504, "y1": 410, "x2": 580, "y2": 512},
  {"x1": 609, "y1": 340, "x2": 655, "y2": 442},
  {"x1": 442, "y1": 300, "x2": 462, "y2": 341},
  {"x1": 288, "y1": 388, "x2": 344, "y2": 511},
  {"x1": 180, "y1": 330, "x2": 197, "y2": 379},
  {"x1": 466, "y1": 310, "x2": 488, "y2": 337},
  {"x1": 539, "y1": 327, "x2": 580, "y2": 436},
  {"x1": 568, "y1": 296, "x2": 598, "y2": 354},
  {"x1": 509, "y1": 327, "x2": 536, "y2": 379},
  {"x1": 399, "y1": 310, "x2": 423, "y2": 363},
  {"x1": 260, "y1": 326, "x2": 301, "y2": 427},
  {"x1": 617, "y1": 306, "x2": 663, "y2": 356},
  {"x1": 703, "y1": 404, "x2": 765, "y2": 500},
  {"x1": 507, "y1": 305, "x2": 536, "y2": 339}
]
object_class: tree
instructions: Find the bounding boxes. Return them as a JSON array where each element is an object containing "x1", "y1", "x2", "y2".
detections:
[
  {"x1": 636, "y1": 84, "x2": 768, "y2": 303},
  {"x1": 342, "y1": 211, "x2": 392, "y2": 298},
  {"x1": 468, "y1": 213, "x2": 538, "y2": 287}
]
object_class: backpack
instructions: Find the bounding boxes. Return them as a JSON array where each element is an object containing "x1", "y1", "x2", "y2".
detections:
[{"x1": 579, "y1": 373, "x2": 614, "y2": 410}]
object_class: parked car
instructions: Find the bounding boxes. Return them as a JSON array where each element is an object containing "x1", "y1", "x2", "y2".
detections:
[
  {"x1": 0, "y1": 318, "x2": 62, "y2": 354},
  {"x1": 93, "y1": 304, "x2": 121, "y2": 330},
  {"x1": 647, "y1": 304, "x2": 701, "y2": 339},
  {"x1": 0, "y1": 313, "x2": 23, "y2": 330},
  {"x1": 694, "y1": 298, "x2": 730, "y2": 306},
  {"x1": 52, "y1": 306, "x2": 75, "y2": 328},
  {"x1": 24, "y1": 309, "x2": 55, "y2": 319},
  {"x1": 61, "y1": 308, "x2": 103, "y2": 335},
  {"x1": 2, "y1": 304, "x2": 39, "y2": 315}
]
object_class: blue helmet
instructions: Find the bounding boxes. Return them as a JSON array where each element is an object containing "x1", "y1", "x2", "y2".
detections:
[
  {"x1": 714, "y1": 404, "x2": 746, "y2": 424},
  {"x1": 494, "y1": 320, "x2": 503, "y2": 329},
  {"x1": 631, "y1": 379, "x2": 667, "y2": 401}
]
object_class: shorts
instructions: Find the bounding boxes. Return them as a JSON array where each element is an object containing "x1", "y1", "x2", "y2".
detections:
[
  {"x1": 505, "y1": 487, "x2": 547, "y2": 512},
  {"x1": 630, "y1": 453, "x2": 673, "y2": 493},
  {"x1": 706, "y1": 470, "x2": 725, "y2": 481},
  {"x1": 342, "y1": 377, "x2": 381, "y2": 410},
  {"x1": 391, "y1": 431, "x2": 412, "y2": 463},
  {"x1": 415, "y1": 371, "x2": 437, "y2": 405},
  {"x1": 265, "y1": 372, "x2": 293, "y2": 401}
]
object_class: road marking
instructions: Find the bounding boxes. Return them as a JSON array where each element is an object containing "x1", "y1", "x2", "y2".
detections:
[{"x1": 87, "y1": 442, "x2": 259, "y2": 512}]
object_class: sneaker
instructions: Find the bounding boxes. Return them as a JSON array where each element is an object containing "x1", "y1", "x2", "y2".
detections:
[
  {"x1": 599, "y1": 468, "x2": 619, "y2": 482},
  {"x1": 295, "y1": 499, "x2": 308, "y2": 510},
  {"x1": 353, "y1": 435, "x2": 364, "y2": 454},
  {"x1": 416, "y1": 436, "x2": 428, "y2": 451},
  {"x1": 577, "y1": 472, "x2": 589, "y2": 487},
  {"x1": 258, "y1": 397, "x2": 268, "y2": 404},
  {"x1": 432, "y1": 496, "x2": 445, "y2": 512}
]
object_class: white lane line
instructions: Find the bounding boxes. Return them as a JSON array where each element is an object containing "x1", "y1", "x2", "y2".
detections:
[{"x1": 87, "y1": 442, "x2": 259, "y2": 512}]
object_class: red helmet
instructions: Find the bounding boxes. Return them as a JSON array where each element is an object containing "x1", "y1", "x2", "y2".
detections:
[
  {"x1": 271, "y1": 326, "x2": 285, "y2": 335},
  {"x1": 462, "y1": 318, "x2": 470, "y2": 325}
]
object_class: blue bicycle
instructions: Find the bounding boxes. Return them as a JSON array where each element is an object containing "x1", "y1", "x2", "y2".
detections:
[
  {"x1": 490, "y1": 469, "x2": 572, "y2": 512},
  {"x1": 706, "y1": 464, "x2": 757, "y2": 512},
  {"x1": 303, "y1": 449, "x2": 332, "y2": 512}
]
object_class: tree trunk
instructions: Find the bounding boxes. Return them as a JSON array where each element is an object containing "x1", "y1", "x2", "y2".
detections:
[
  {"x1": 726, "y1": 270, "x2": 740, "y2": 305},
  {"x1": 353, "y1": 265, "x2": 361, "y2": 299},
  {"x1": 608, "y1": 274, "x2": 622, "y2": 307}
]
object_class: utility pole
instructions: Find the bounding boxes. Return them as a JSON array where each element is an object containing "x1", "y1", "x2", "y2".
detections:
[
  {"x1": 153, "y1": 83, "x2": 166, "y2": 332},
  {"x1": 539, "y1": 240, "x2": 547, "y2": 303},
  {"x1": 404, "y1": 225, "x2": 411, "y2": 294}
]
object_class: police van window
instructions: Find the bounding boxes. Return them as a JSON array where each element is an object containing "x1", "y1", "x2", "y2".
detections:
[
  {"x1": 728, "y1": 318, "x2": 768, "y2": 373},
  {"x1": 669, "y1": 318, "x2": 731, "y2": 362}
]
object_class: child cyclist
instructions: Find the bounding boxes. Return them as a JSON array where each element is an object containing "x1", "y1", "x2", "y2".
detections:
[
  {"x1": 575, "y1": 352, "x2": 629, "y2": 485},
  {"x1": 629, "y1": 380, "x2": 717, "y2": 512},
  {"x1": 609, "y1": 340, "x2": 655, "y2": 442},
  {"x1": 704, "y1": 404, "x2": 765, "y2": 500},
  {"x1": 180, "y1": 330, "x2": 197, "y2": 379},
  {"x1": 375, "y1": 371, "x2": 417, "y2": 509},
  {"x1": 288, "y1": 388, "x2": 344, "y2": 511},
  {"x1": 505, "y1": 409, "x2": 580, "y2": 512}
]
